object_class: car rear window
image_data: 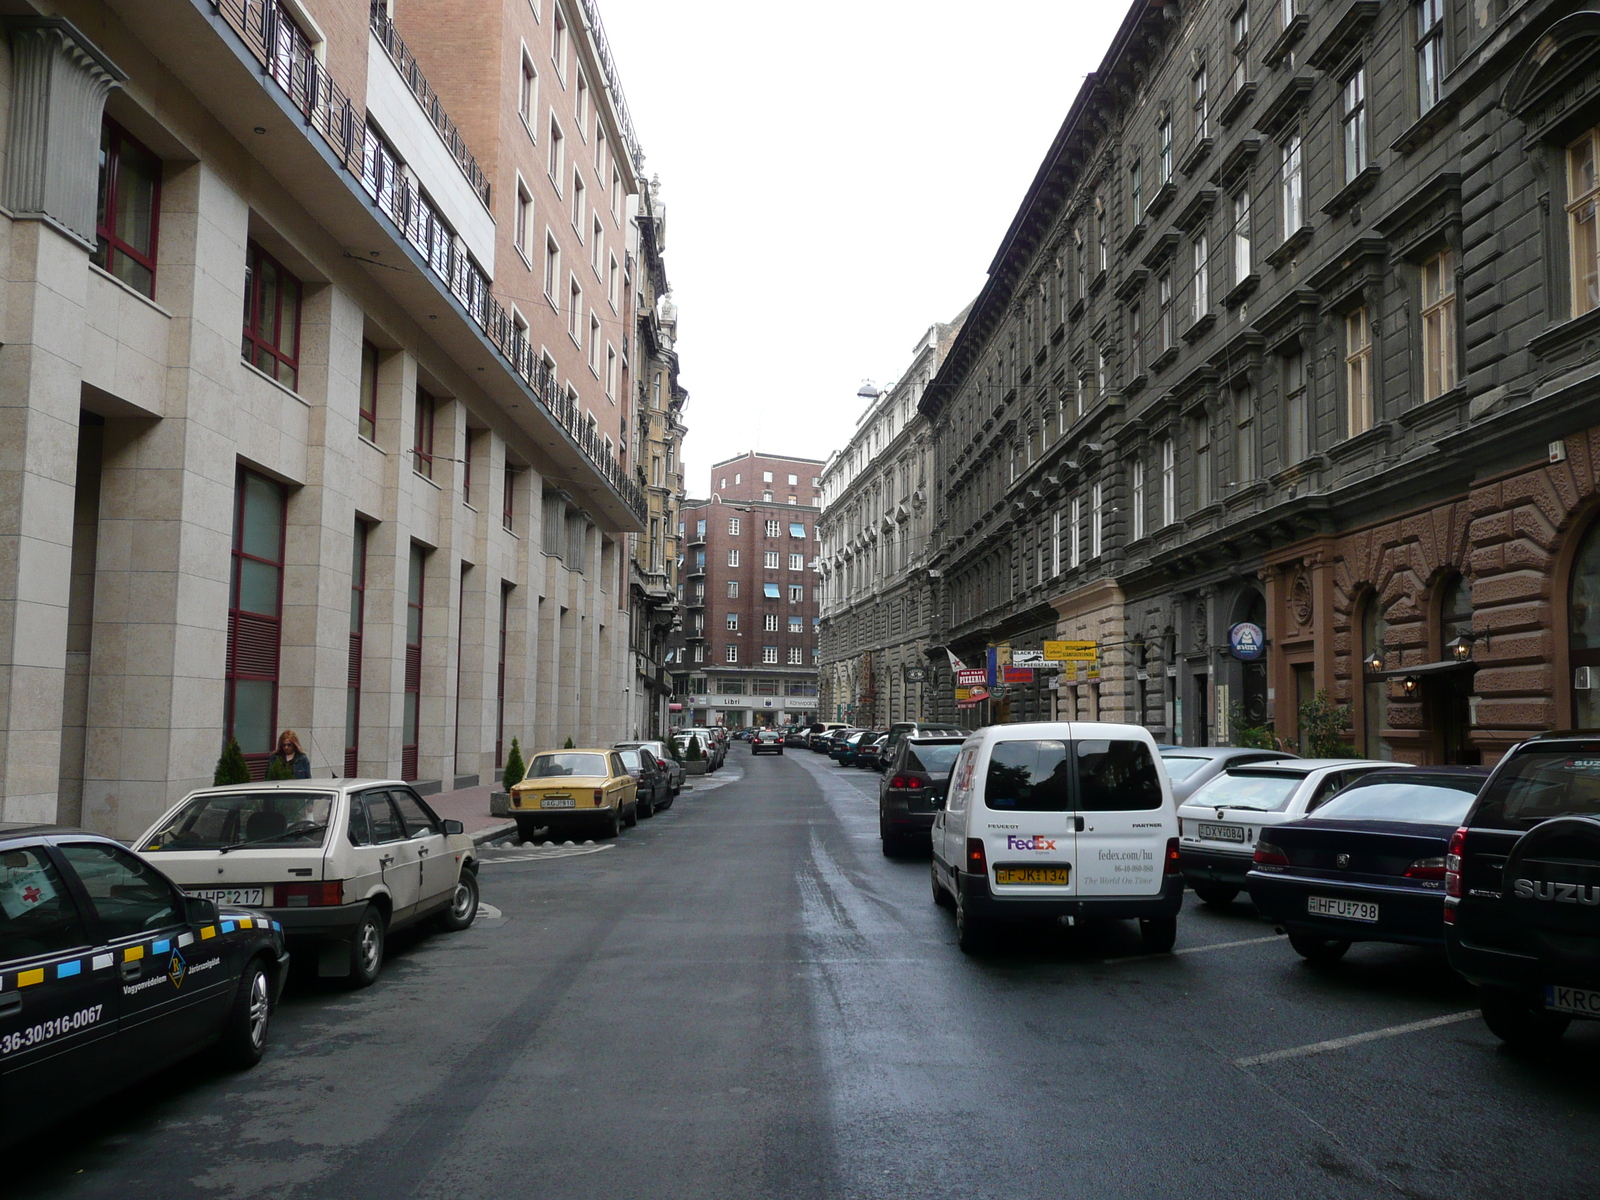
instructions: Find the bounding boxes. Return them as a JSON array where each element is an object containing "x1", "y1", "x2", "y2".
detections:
[
  {"x1": 985, "y1": 740, "x2": 1073, "y2": 811},
  {"x1": 906, "y1": 744, "x2": 962, "y2": 774},
  {"x1": 617, "y1": 750, "x2": 642, "y2": 770},
  {"x1": 1078, "y1": 740, "x2": 1163, "y2": 811},
  {"x1": 1161, "y1": 755, "x2": 1211, "y2": 781},
  {"x1": 1187, "y1": 771, "x2": 1303, "y2": 813},
  {"x1": 1470, "y1": 750, "x2": 1600, "y2": 830},
  {"x1": 531, "y1": 753, "x2": 608, "y2": 777},
  {"x1": 143, "y1": 790, "x2": 334, "y2": 850},
  {"x1": 1313, "y1": 782, "x2": 1479, "y2": 825}
]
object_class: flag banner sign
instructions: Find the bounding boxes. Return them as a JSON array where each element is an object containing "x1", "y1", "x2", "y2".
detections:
[{"x1": 1043, "y1": 640, "x2": 1099, "y2": 662}]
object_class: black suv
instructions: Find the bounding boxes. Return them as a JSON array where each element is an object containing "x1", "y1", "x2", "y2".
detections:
[{"x1": 1445, "y1": 732, "x2": 1600, "y2": 1048}]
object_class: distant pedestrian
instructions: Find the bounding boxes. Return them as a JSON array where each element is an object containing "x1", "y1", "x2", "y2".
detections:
[{"x1": 269, "y1": 730, "x2": 312, "y2": 779}]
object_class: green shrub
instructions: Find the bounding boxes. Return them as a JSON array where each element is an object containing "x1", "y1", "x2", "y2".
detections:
[
  {"x1": 684, "y1": 736, "x2": 704, "y2": 762},
  {"x1": 1299, "y1": 688, "x2": 1353, "y2": 758},
  {"x1": 213, "y1": 737, "x2": 251, "y2": 786},
  {"x1": 264, "y1": 755, "x2": 292, "y2": 781},
  {"x1": 563, "y1": 737, "x2": 575, "y2": 749},
  {"x1": 1229, "y1": 701, "x2": 1277, "y2": 751},
  {"x1": 502, "y1": 738, "x2": 526, "y2": 791}
]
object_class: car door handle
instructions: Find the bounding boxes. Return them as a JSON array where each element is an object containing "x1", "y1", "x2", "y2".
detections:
[
  {"x1": 120, "y1": 960, "x2": 141, "y2": 982},
  {"x1": 417, "y1": 847, "x2": 429, "y2": 857},
  {"x1": 1074, "y1": 816, "x2": 1086, "y2": 832},
  {"x1": 380, "y1": 854, "x2": 394, "y2": 865}
]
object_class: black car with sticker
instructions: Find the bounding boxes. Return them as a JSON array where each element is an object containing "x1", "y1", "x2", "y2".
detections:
[{"x1": 0, "y1": 824, "x2": 289, "y2": 1144}]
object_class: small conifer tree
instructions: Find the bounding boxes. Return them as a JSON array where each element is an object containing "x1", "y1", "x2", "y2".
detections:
[
  {"x1": 265, "y1": 755, "x2": 293, "y2": 781},
  {"x1": 564, "y1": 736, "x2": 575, "y2": 749},
  {"x1": 214, "y1": 737, "x2": 251, "y2": 786},
  {"x1": 503, "y1": 738, "x2": 526, "y2": 791}
]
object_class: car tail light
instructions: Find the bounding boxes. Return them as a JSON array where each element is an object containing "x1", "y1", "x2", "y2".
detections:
[
  {"x1": 1253, "y1": 841, "x2": 1289, "y2": 866},
  {"x1": 274, "y1": 881, "x2": 342, "y2": 908},
  {"x1": 1444, "y1": 826, "x2": 1467, "y2": 897},
  {"x1": 1405, "y1": 856, "x2": 1447, "y2": 880},
  {"x1": 966, "y1": 838, "x2": 988, "y2": 874},
  {"x1": 593, "y1": 789, "x2": 604, "y2": 805},
  {"x1": 889, "y1": 776, "x2": 924, "y2": 790},
  {"x1": 1165, "y1": 837, "x2": 1182, "y2": 875}
]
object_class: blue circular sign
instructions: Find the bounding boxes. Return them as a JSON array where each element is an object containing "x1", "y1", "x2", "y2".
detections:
[{"x1": 1229, "y1": 622, "x2": 1266, "y2": 660}]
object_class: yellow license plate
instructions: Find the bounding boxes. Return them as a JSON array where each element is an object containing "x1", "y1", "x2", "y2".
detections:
[{"x1": 995, "y1": 865, "x2": 1071, "y2": 885}]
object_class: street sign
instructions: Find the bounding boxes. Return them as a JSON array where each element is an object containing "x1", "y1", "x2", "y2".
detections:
[
  {"x1": 1001, "y1": 666, "x2": 1032, "y2": 683},
  {"x1": 1229, "y1": 622, "x2": 1266, "y2": 660},
  {"x1": 904, "y1": 666, "x2": 927, "y2": 683},
  {"x1": 1044, "y1": 640, "x2": 1098, "y2": 662}
]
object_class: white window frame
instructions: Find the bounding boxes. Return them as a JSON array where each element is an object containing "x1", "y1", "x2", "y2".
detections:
[{"x1": 1422, "y1": 249, "x2": 1457, "y2": 399}]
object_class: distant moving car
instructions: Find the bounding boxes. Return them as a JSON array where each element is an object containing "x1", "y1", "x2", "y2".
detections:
[
  {"x1": 616, "y1": 747, "x2": 672, "y2": 817},
  {"x1": 137, "y1": 780, "x2": 479, "y2": 986},
  {"x1": 752, "y1": 729, "x2": 784, "y2": 755},
  {"x1": 1247, "y1": 767, "x2": 1490, "y2": 963},
  {"x1": 615, "y1": 741, "x2": 684, "y2": 796},
  {"x1": 1446, "y1": 733, "x2": 1600, "y2": 1048},
  {"x1": 0, "y1": 825, "x2": 289, "y2": 1144},
  {"x1": 879, "y1": 735, "x2": 965, "y2": 855},
  {"x1": 784, "y1": 729, "x2": 807, "y2": 748},
  {"x1": 1177, "y1": 759, "x2": 1402, "y2": 906},
  {"x1": 1160, "y1": 746, "x2": 1298, "y2": 804},
  {"x1": 511, "y1": 749, "x2": 639, "y2": 840}
]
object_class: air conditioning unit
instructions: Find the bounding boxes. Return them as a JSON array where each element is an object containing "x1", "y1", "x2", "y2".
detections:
[{"x1": 1577, "y1": 666, "x2": 1595, "y2": 691}]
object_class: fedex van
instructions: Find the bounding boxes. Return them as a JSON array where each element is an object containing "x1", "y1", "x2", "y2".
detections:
[{"x1": 929, "y1": 722, "x2": 1183, "y2": 953}]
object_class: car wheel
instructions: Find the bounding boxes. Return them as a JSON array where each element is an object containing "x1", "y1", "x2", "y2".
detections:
[
  {"x1": 600, "y1": 806, "x2": 622, "y2": 839},
  {"x1": 348, "y1": 905, "x2": 386, "y2": 988},
  {"x1": 624, "y1": 800, "x2": 639, "y2": 828},
  {"x1": 515, "y1": 818, "x2": 539, "y2": 843},
  {"x1": 932, "y1": 863, "x2": 954, "y2": 908},
  {"x1": 639, "y1": 793, "x2": 655, "y2": 818},
  {"x1": 1480, "y1": 989, "x2": 1570, "y2": 1050},
  {"x1": 955, "y1": 902, "x2": 989, "y2": 954},
  {"x1": 1193, "y1": 885, "x2": 1239, "y2": 907},
  {"x1": 215, "y1": 957, "x2": 272, "y2": 1069},
  {"x1": 1140, "y1": 916, "x2": 1179, "y2": 953},
  {"x1": 439, "y1": 868, "x2": 479, "y2": 932},
  {"x1": 1287, "y1": 932, "x2": 1350, "y2": 964}
]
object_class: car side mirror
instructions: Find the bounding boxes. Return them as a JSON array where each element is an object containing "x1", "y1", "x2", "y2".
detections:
[
  {"x1": 441, "y1": 819, "x2": 464, "y2": 835},
  {"x1": 184, "y1": 895, "x2": 219, "y2": 927}
]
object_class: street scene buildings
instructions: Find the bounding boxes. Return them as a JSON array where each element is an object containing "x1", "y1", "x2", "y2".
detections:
[
  {"x1": 668, "y1": 452, "x2": 823, "y2": 727},
  {"x1": 0, "y1": 0, "x2": 686, "y2": 838}
]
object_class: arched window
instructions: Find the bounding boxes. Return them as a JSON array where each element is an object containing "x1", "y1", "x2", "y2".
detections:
[
  {"x1": 1438, "y1": 573, "x2": 1473, "y2": 658},
  {"x1": 1571, "y1": 517, "x2": 1600, "y2": 727},
  {"x1": 1360, "y1": 595, "x2": 1393, "y2": 760}
]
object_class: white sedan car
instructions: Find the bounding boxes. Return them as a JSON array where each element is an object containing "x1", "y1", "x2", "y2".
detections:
[{"x1": 134, "y1": 780, "x2": 479, "y2": 986}]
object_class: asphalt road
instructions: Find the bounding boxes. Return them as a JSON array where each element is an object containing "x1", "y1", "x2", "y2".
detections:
[{"x1": 17, "y1": 750, "x2": 1600, "y2": 1199}]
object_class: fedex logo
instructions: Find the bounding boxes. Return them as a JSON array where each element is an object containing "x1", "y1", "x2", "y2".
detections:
[{"x1": 1006, "y1": 835, "x2": 1057, "y2": 852}]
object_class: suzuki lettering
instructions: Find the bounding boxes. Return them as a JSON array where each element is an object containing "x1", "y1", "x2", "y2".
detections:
[{"x1": 1512, "y1": 878, "x2": 1600, "y2": 906}]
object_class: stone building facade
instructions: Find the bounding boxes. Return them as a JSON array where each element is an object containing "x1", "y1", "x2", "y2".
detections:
[
  {"x1": 669, "y1": 453, "x2": 823, "y2": 727},
  {"x1": 918, "y1": 0, "x2": 1600, "y2": 762},
  {"x1": 0, "y1": 0, "x2": 656, "y2": 837},
  {"x1": 817, "y1": 316, "x2": 963, "y2": 726}
]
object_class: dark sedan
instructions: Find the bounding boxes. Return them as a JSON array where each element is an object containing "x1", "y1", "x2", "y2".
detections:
[
  {"x1": 837, "y1": 731, "x2": 881, "y2": 768},
  {"x1": 828, "y1": 731, "x2": 864, "y2": 763},
  {"x1": 751, "y1": 730, "x2": 784, "y2": 755},
  {"x1": 855, "y1": 734, "x2": 890, "y2": 771},
  {"x1": 1247, "y1": 767, "x2": 1490, "y2": 963},
  {"x1": 879, "y1": 736, "x2": 965, "y2": 855}
]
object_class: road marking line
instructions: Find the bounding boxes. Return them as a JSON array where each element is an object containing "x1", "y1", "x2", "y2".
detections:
[
  {"x1": 1103, "y1": 933, "x2": 1281, "y2": 963},
  {"x1": 1236, "y1": 1010, "x2": 1479, "y2": 1068},
  {"x1": 475, "y1": 902, "x2": 503, "y2": 919}
]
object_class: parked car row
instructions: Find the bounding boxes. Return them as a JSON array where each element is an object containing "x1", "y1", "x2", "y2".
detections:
[
  {"x1": 2, "y1": 777, "x2": 483, "y2": 1143},
  {"x1": 511, "y1": 741, "x2": 690, "y2": 842}
]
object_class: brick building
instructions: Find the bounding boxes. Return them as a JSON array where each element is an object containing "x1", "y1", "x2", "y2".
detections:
[
  {"x1": 670, "y1": 453, "x2": 824, "y2": 727},
  {"x1": 917, "y1": 0, "x2": 1600, "y2": 763}
]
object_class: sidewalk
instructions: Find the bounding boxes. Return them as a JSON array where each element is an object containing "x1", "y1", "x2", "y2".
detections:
[{"x1": 426, "y1": 782, "x2": 516, "y2": 844}]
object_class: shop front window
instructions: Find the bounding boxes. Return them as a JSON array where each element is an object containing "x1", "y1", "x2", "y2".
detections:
[{"x1": 1571, "y1": 516, "x2": 1600, "y2": 728}]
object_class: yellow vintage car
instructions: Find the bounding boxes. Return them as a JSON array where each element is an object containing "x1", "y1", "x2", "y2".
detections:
[{"x1": 510, "y1": 749, "x2": 638, "y2": 840}]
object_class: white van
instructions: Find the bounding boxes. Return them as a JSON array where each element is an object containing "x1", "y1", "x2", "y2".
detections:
[{"x1": 930, "y1": 722, "x2": 1182, "y2": 953}]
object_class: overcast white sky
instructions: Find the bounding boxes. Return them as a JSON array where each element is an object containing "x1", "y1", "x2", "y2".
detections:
[{"x1": 597, "y1": 1, "x2": 1128, "y2": 495}]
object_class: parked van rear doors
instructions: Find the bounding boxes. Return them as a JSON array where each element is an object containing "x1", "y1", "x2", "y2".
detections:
[{"x1": 1069, "y1": 736, "x2": 1168, "y2": 897}]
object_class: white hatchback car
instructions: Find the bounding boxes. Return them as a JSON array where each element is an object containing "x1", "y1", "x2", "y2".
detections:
[
  {"x1": 134, "y1": 780, "x2": 480, "y2": 986},
  {"x1": 1177, "y1": 759, "x2": 1404, "y2": 906},
  {"x1": 930, "y1": 723, "x2": 1183, "y2": 954}
]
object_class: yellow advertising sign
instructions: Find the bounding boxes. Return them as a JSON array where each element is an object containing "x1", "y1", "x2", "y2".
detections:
[
  {"x1": 955, "y1": 687, "x2": 971, "y2": 702},
  {"x1": 1043, "y1": 640, "x2": 1099, "y2": 662}
]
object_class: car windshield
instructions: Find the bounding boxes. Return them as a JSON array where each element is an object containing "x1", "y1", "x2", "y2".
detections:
[
  {"x1": 143, "y1": 791, "x2": 334, "y2": 850},
  {"x1": 1313, "y1": 781, "x2": 1480, "y2": 825},
  {"x1": 1470, "y1": 749, "x2": 1600, "y2": 830},
  {"x1": 1187, "y1": 771, "x2": 1303, "y2": 813},
  {"x1": 906, "y1": 744, "x2": 962, "y2": 774},
  {"x1": 530, "y1": 753, "x2": 609, "y2": 778},
  {"x1": 617, "y1": 750, "x2": 642, "y2": 771},
  {"x1": 1161, "y1": 755, "x2": 1212, "y2": 781}
]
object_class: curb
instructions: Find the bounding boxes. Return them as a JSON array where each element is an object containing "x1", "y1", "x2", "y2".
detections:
[{"x1": 470, "y1": 821, "x2": 519, "y2": 846}]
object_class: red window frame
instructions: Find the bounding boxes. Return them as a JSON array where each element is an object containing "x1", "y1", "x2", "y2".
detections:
[
  {"x1": 359, "y1": 340, "x2": 379, "y2": 441},
  {"x1": 413, "y1": 388, "x2": 436, "y2": 479},
  {"x1": 345, "y1": 520, "x2": 368, "y2": 777},
  {"x1": 403, "y1": 544, "x2": 426, "y2": 782},
  {"x1": 496, "y1": 584, "x2": 511, "y2": 767},
  {"x1": 94, "y1": 118, "x2": 162, "y2": 297},
  {"x1": 242, "y1": 240, "x2": 302, "y2": 389},
  {"x1": 224, "y1": 468, "x2": 287, "y2": 779}
]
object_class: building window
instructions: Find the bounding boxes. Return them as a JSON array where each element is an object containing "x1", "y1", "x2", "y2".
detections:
[
  {"x1": 1192, "y1": 65, "x2": 1209, "y2": 142},
  {"x1": 788, "y1": 646, "x2": 804, "y2": 665},
  {"x1": 413, "y1": 388, "x2": 436, "y2": 479},
  {"x1": 1091, "y1": 482, "x2": 1104, "y2": 558},
  {"x1": 764, "y1": 582, "x2": 780, "y2": 599},
  {"x1": 1096, "y1": 196, "x2": 1108, "y2": 273},
  {"x1": 1196, "y1": 414, "x2": 1214, "y2": 508},
  {"x1": 1232, "y1": 192, "x2": 1251, "y2": 285},
  {"x1": 1345, "y1": 308, "x2": 1373, "y2": 436},
  {"x1": 605, "y1": 345, "x2": 617, "y2": 398},
  {"x1": 572, "y1": 173, "x2": 586, "y2": 232},
  {"x1": 1570, "y1": 130, "x2": 1600, "y2": 316},
  {"x1": 1161, "y1": 438, "x2": 1176, "y2": 525},
  {"x1": 789, "y1": 522, "x2": 805, "y2": 538},
  {"x1": 1129, "y1": 157, "x2": 1143, "y2": 220},
  {"x1": 727, "y1": 613, "x2": 739, "y2": 630},
  {"x1": 1051, "y1": 508, "x2": 1062, "y2": 575},
  {"x1": 402, "y1": 544, "x2": 426, "y2": 781},
  {"x1": 1342, "y1": 70, "x2": 1367, "y2": 183},
  {"x1": 225, "y1": 469, "x2": 286, "y2": 775},
  {"x1": 728, "y1": 549, "x2": 740, "y2": 567},
  {"x1": 345, "y1": 520, "x2": 368, "y2": 776},
  {"x1": 608, "y1": 254, "x2": 620, "y2": 307},
  {"x1": 789, "y1": 584, "x2": 803, "y2": 602},
  {"x1": 588, "y1": 315, "x2": 601, "y2": 371},
  {"x1": 519, "y1": 53, "x2": 537, "y2": 127},
  {"x1": 568, "y1": 279, "x2": 582, "y2": 342},
  {"x1": 359, "y1": 341, "x2": 379, "y2": 441},
  {"x1": 788, "y1": 616, "x2": 803, "y2": 634},
  {"x1": 727, "y1": 581, "x2": 739, "y2": 598},
  {"x1": 728, "y1": 518, "x2": 741, "y2": 535},
  {"x1": 1132, "y1": 458, "x2": 1146, "y2": 540},
  {"x1": 1074, "y1": 226, "x2": 1086, "y2": 301},
  {"x1": 1159, "y1": 116, "x2": 1173, "y2": 184},
  {"x1": 763, "y1": 646, "x2": 779, "y2": 664},
  {"x1": 726, "y1": 645, "x2": 738, "y2": 664},
  {"x1": 1416, "y1": 0, "x2": 1444, "y2": 114},
  {"x1": 548, "y1": 118, "x2": 564, "y2": 184},
  {"x1": 544, "y1": 235, "x2": 560, "y2": 302},
  {"x1": 1422, "y1": 249, "x2": 1457, "y2": 399},
  {"x1": 1192, "y1": 235, "x2": 1210, "y2": 319},
  {"x1": 787, "y1": 553, "x2": 802, "y2": 570},
  {"x1": 1070, "y1": 496, "x2": 1082, "y2": 569},
  {"x1": 765, "y1": 519, "x2": 780, "y2": 537},
  {"x1": 241, "y1": 241, "x2": 301, "y2": 389},
  {"x1": 764, "y1": 613, "x2": 778, "y2": 632},
  {"x1": 463, "y1": 431, "x2": 474, "y2": 504},
  {"x1": 515, "y1": 182, "x2": 533, "y2": 259},
  {"x1": 1158, "y1": 272, "x2": 1173, "y2": 351},
  {"x1": 575, "y1": 71, "x2": 590, "y2": 136},
  {"x1": 764, "y1": 551, "x2": 780, "y2": 569},
  {"x1": 1235, "y1": 387, "x2": 1257, "y2": 482},
  {"x1": 503, "y1": 465, "x2": 516, "y2": 530},
  {"x1": 93, "y1": 119, "x2": 161, "y2": 297},
  {"x1": 1231, "y1": 4, "x2": 1250, "y2": 92},
  {"x1": 1129, "y1": 304, "x2": 1143, "y2": 376},
  {"x1": 763, "y1": 471, "x2": 773, "y2": 483},
  {"x1": 1285, "y1": 350, "x2": 1309, "y2": 462},
  {"x1": 1281, "y1": 135, "x2": 1304, "y2": 238},
  {"x1": 1361, "y1": 596, "x2": 1393, "y2": 758}
]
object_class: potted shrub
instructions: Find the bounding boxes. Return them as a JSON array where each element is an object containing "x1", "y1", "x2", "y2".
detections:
[
  {"x1": 493, "y1": 737, "x2": 526, "y2": 817},
  {"x1": 682, "y1": 735, "x2": 709, "y2": 776}
]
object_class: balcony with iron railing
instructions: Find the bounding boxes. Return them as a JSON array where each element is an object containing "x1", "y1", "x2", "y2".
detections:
[{"x1": 203, "y1": 0, "x2": 646, "y2": 526}]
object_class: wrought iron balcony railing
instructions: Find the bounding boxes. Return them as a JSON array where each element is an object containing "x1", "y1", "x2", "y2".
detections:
[{"x1": 211, "y1": 0, "x2": 646, "y2": 525}]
